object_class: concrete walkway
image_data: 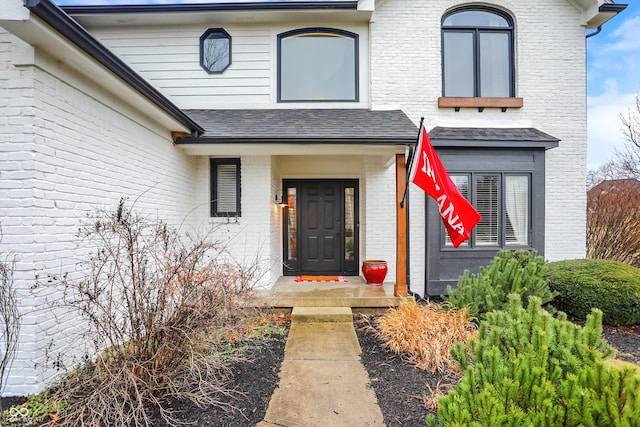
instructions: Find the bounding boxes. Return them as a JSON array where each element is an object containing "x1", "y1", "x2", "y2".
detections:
[{"x1": 257, "y1": 307, "x2": 385, "y2": 426}]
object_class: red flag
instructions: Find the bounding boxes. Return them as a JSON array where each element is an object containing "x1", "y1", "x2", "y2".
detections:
[{"x1": 409, "y1": 126, "x2": 481, "y2": 247}]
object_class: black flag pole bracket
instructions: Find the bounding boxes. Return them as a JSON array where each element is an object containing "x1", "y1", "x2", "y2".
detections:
[{"x1": 400, "y1": 116, "x2": 424, "y2": 208}]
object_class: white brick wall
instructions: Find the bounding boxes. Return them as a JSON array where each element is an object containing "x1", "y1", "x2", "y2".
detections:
[
  {"x1": 237, "y1": 155, "x2": 276, "y2": 286},
  {"x1": 270, "y1": 156, "x2": 284, "y2": 287},
  {"x1": 363, "y1": 156, "x2": 397, "y2": 277},
  {"x1": 370, "y1": 0, "x2": 589, "y2": 291},
  {"x1": 192, "y1": 155, "x2": 278, "y2": 289},
  {"x1": 0, "y1": 32, "x2": 200, "y2": 395}
]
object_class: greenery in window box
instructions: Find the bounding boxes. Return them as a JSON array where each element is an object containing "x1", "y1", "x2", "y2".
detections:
[
  {"x1": 445, "y1": 250, "x2": 556, "y2": 319},
  {"x1": 545, "y1": 259, "x2": 640, "y2": 326},
  {"x1": 427, "y1": 294, "x2": 640, "y2": 426}
]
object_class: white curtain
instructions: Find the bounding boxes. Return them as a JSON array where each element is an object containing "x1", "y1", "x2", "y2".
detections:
[{"x1": 505, "y1": 176, "x2": 528, "y2": 245}]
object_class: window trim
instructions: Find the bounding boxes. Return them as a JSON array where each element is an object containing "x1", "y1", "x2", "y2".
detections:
[
  {"x1": 200, "y1": 28, "x2": 232, "y2": 74},
  {"x1": 210, "y1": 158, "x2": 241, "y2": 217},
  {"x1": 442, "y1": 172, "x2": 532, "y2": 250},
  {"x1": 440, "y1": 6, "x2": 516, "y2": 103},
  {"x1": 277, "y1": 27, "x2": 359, "y2": 103}
]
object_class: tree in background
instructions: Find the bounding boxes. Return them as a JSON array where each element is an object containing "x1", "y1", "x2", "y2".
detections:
[
  {"x1": 588, "y1": 94, "x2": 640, "y2": 188},
  {"x1": 617, "y1": 94, "x2": 640, "y2": 179},
  {"x1": 587, "y1": 179, "x2": 640, "y2": 267},
  {"x1": 587, "y1": 95, "x2": 640, "y2": 266}
]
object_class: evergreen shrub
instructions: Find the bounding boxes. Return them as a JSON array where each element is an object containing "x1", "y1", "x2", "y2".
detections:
[
  {"x1": 427, "y1": 294, "x2": 640, "y2": 426},
  {"x1": 546, "y1": 259, "x2": 640, "y2": 326},
  {"x1": 445, "y1": 250, "x2": 556, "y2": 319}
]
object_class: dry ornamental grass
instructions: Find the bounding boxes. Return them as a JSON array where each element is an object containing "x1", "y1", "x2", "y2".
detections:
[{"x1": 375, "y1": 299, "x2": 477, "y2": 375}]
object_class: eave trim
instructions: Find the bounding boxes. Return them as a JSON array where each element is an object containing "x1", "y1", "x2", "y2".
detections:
[
  {"x1": 61, "y1": 1, "x2": 359, "y2": 14},
  {"x1": 599, "y1": 3, "x2": 628, "y2": 14},
  {"x1": 175, "y1": 137, "x2": 415, "y2": 145},
  {"x1": 25, "y1": 0, "x2": 204, "y2": 135},
  {"x1": 430, "y1": 140, "x2": 559, "y2": 149}
]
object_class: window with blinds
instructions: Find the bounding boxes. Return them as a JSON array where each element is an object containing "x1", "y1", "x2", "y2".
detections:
[
  {"x1": 445, "y1": 173, "x2": 530, "y2": 248},
  {"x1": 445, "y1": 175, "x2": 470, "y2": 247},
  {"x1": 475, "y1": 175, "x2": 499, "y2": 245},
  {"x1": 210, "y1": 158, "x2": 240, "y2": 217}
]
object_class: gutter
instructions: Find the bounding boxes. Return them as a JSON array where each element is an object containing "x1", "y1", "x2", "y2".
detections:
[
  {"x1": 175, "y1": 137, "x2": 416, "y2": 145},
  {"x1": 599, "y1": 2, "x2": 628, "y2": 14},
  {"x1": 25, "y1": 0, "x2": 204, "y2": 136},
  {"x1": 586, "y1": 2, "x2": 628, "y2": 38},
  {"x1": 61, "y1": 1, "x2": 359, "y2": 14}
]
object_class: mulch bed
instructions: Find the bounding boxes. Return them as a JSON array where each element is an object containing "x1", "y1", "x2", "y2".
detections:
[
  {"x1": 601, "y1": 323, "x2": 640, "y2": 364},
  {"x1": 355, "y1": 315, "x2": 640, "y2": 427},
  {"x1": 354, "y1": 314, "x2": 442, "y2": 426},
  {"x1": 2, "y1": 316, "x2": 639, "y2": 426},
  {"x1": 144, "y1": 335, "x2": 288, "y2": 427},
  {"x1": 0, "y1": 331, "x2": 289, "y2": 427}
]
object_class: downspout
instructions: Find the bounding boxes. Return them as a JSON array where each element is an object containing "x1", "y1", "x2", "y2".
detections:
[
  {"x1": 586, "y1": 3, "x2": 628, "y2": 39},
  {"x1": 404, "y1": 144, "x2": 420, "y2": 301},
  {"x1": 585, "y1": 25, "x2": 602, "y2": 38},
  {"x1": 405, "y1": 179, "x2": 421, "y2": 301}
]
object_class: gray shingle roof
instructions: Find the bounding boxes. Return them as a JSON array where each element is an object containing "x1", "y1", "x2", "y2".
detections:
[
  {"x1": 428, "y1": 126, "x2": 560, "y2": 149},
  {"x1": 178, "y1": 109, "x2": 418, "y2": 144}
]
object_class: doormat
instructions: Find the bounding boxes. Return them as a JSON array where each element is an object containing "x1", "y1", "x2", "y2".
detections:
[{"x1": 294, "y1": 275, "x2": 348, "y2": 282}]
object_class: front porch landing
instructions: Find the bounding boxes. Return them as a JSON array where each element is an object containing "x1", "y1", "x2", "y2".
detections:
[{"x1": 255, "y1": 276, "x2": 405, "y2": 309}]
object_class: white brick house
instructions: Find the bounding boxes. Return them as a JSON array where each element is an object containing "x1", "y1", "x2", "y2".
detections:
[{"x1": 0, "y1": 0, "x2": 625, "y2": 395}]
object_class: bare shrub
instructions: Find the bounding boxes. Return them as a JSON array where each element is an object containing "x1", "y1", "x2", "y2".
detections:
[
  {"x1": 0, "y1": 229, "x2": 21, "y2": 408},
  {"x1": 375, "y1": 299, "x2": 477, "y2": 375},
  {"x1": 422, "y1": 380, "x2": 454, "y2": 412},
  {"x1": 587, "y1": 179, "x2": 640, "y2": 267},
  {"x1": 36, "y1": 199, "x2": 257, "y2": 426}
]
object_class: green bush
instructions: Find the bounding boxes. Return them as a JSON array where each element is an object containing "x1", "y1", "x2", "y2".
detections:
[
  {"x1": 445, "y1": 250, "x2": 556, "y2": 319},
  {"x1": 546, "y1": 259, "x2": 640, "y2": 326},
  {"x1": 427, "y1": 294, "x2": 640, "y2": 426}
]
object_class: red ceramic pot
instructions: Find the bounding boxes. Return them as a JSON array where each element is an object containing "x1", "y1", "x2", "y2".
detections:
[{"x1": 362, "y1": 260, "x2": 387, "y2": 286}]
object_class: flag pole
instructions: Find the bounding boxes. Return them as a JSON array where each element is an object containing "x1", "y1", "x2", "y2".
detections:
[{"x1": 400, "y1": 116, "x2": 424, "y2": 208}]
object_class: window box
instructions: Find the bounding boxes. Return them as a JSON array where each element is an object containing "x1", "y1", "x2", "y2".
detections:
[{"x1": 438, "y1": 97, "x2": 523, "y2": 111}]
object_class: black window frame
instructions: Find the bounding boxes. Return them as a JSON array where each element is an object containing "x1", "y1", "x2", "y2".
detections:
[
  {"x1": 200, "y1": 28, "x2": 232, "y2": 74},
  {"x1": 277, "y1": 27, "x2": 359, "y2": 103},
  {"x1": 441, "y1": 6, "x2": 515, "y2": 98},
  {"x1": 210, "y1": 158, "x2": 241, "y2": 217},
  {"x1": 442, "y1": 172, "x2": 532, "y2": 250}
]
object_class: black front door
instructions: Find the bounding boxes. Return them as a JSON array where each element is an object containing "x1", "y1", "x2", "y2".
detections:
[
  {"x1": 283, "y1": 179, "x2": 358, "y2": 275},
  {"x1": 300, "y1": 181, "x2": 342, "y2": 273}
]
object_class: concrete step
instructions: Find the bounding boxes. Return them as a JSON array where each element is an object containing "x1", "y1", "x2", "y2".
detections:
[
  {"x1": 254, "y1": 280, "x2": 405, "y2": 309},
  {"x1": 291, "y1": 306, "x2": 353, "y2": 323}
]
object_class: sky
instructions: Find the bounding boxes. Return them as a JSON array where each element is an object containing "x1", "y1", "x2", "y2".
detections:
[
  {"x1": 586, "y1": 1, "x2": 639, "y2": 169},
  {"x1": 53, "y1": 0, "x2": 639, "y2": 170}
]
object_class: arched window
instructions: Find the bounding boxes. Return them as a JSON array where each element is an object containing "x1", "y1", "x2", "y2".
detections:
[
  {"x1": 442, "y1": 7, "x2": 514, "y2": 97},
  {"x1": 278, "y1": 28, "x2": 358, "y2": 102}
]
